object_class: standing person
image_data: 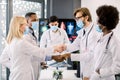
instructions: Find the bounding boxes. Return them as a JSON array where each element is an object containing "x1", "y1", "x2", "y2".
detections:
[
  {"x1": 40, "y1": 16, "x2": 70, "y2": 67},
  {"x1": 0, "y1": 16, "x2": 64, "y2": 80},
  {"x1": 90, "y1": 5, "x2": 120, "y2": 80},
  {"x1": 24, "y1": 12, "x2": 40, "y2": 80},
  {"x1": 40, "y1": 15, "x2": 70, "y2": 48},
  {"x1": 59, "y1": 7, "x2": 101, "y2": 80},
  {"x1": 25, "y1": 12, "x2": 38, "y2": 45}
]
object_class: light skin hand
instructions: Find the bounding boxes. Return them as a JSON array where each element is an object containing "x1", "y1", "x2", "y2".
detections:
[{"x1": 54, "y1": 44, "x2": 67, "y2": 53}]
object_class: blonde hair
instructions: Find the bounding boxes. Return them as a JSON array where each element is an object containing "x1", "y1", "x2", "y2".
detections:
[{"x1": 6, "y1": 16, "x2": 27, "y2": 44}]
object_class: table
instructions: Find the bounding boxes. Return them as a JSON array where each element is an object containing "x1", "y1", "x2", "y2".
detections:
[{"x1": 39, "y1": 70, "x2": 81, "y2": 80}]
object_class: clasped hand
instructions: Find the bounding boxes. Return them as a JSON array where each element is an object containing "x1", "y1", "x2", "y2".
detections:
[
  {"x1": 52, "y1": 53, "x2": 70, "y2": 62},
  {"x1": 54, "y1": 44, "x2": 66, "y2": 53},
  {"x1": 52, "y1": 44, "x2": 70, "y2": 62}
]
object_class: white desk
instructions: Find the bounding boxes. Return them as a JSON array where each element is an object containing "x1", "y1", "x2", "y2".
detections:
[{"x1": 39, "y1": 70, "x2": 81, "y2": 80}]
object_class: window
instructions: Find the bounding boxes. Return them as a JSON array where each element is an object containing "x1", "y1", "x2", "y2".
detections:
[
  {"x1": 0, "y1": 0, "x2": 7, "y2": 80},
  {"x1": 0, "y1": 0, "x2": 43, "y2": 79},
  {"x1": 13, "y1": 0, "x2": 42, "y2": 18}
]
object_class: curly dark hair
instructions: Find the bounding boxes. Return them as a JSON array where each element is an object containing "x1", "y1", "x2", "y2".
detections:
[{"x1": 96, "y1": 5, "x2": 119, "y2": 30}]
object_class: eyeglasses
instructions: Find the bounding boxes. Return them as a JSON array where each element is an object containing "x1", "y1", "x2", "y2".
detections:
[{"x1": 75, "y1": 16, "x2": 83, "y2": 20}]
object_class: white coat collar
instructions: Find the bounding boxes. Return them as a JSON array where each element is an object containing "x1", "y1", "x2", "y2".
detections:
[
  {"x1": 83, "y1": 22, "x2": 93, "y2": 34},
  {"x1": 99, "y1": 32, "x2": 113, "y2": 42}
]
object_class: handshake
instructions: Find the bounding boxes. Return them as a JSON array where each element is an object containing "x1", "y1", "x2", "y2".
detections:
[
  {"x1": 54, "y1": 44, "x2": 66, "y2": 53},
  {"x1": 52, "y1": 44, "x2": 71, "y2": 62},
  {"x1": 52, "y1": 53, "x2": 71, "y2": 62}
]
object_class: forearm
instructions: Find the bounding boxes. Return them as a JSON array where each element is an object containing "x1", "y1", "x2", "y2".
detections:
[{"x1": 66, "y1": 44, "x2": 79, "y2": 52}]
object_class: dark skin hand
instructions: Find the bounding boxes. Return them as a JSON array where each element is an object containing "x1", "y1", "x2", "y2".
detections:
[
  {"x1": 52, "y1": 55, "x2": 65, "y2": 62},
  {"x1": 41, "y1": 62, "x2": 48, "y2": 69},
  {"x1": 61, "y1": 53, "x2": 71, "y2": 59},
  {"x1": 83, "y1": 77, "x2": 89, "y2": 80},
  {"x1": 96, "y1": 69, "x2": 100, "y2": 74}
]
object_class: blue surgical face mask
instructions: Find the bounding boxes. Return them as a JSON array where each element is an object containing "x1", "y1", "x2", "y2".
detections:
[
  {"x1": 96, "y1": 25, "x2": 102, "y2": 33},
  {"x1": 76, "y1": 30, "x2": 80, "y2": 35},
  {"x1": 24, "y1": 26, "x2": 29, "y2": 34},
  {"x1": 50, "y1": 26, "x2": 58, "y2": 31},
  {"x1": 76, "y1": 19, "x2": 84, "y2": 29},
  {"x1": 32, "y1": 21, "x2": 39, "y2": 30}
]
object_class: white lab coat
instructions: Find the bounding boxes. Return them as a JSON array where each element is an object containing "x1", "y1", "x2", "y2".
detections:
[
  {"x1": 90, "y1": 32, "x2": 120, "y2": 80},
  {"x1": 24, "y1": 33, "x2": 37, "y2": 46},
  {"x1": 66, "y1": 23, "x2": 100, "y2": 78},
  {"x1": 0, "y1": 37, "x2": 54, "y2": 80},
  {"x1": 40, "y1": 28, "x2": 70, "y2": 67},
  {"x1": 24, "y1": 33, "x2": 41, "y2": 80},
  {"x1": 40, "y1": 28, "x2": 70, "y2": 48}
]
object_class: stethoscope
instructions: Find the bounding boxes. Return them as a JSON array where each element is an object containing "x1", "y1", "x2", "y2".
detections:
[
  {"x1": 48, "y1": 29, "x2": 62, "y2": 42},
  {"x1": 98, "y1": 32, "x2": 113, "y2": 53},
  {"x1": 84, "y1": 24, "x2": 94, "y2": 49},
  {"x1": 105, "y1": 32, "x2": 113, "y2": 50},
  {"x1": 96, "y1": 32, "x2": 113, "y2": 70}
]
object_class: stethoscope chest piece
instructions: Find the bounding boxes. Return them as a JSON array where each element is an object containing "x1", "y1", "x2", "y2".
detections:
[{"x1": 104, "y1": 49, "x2": 108, "y2": 54}]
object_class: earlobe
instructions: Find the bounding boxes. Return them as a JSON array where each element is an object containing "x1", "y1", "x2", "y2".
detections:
[
  {"x1": 48, "y1": 24, "x2": 51, "y2": 27},
  {"x1": 85, "y1": 16, "x2": 89, "y2": 21},
  {"x1": 101, "y1": 26, "x2": 106, "y2": 31}
]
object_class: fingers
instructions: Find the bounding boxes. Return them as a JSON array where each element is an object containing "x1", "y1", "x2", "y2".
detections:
[
  {"x1": 41, "y1": 62, "x2": 47, "y2": 65},
  {"x1": 61, "y1": 53, "x2": 71, "y2": 59},
  {"x1": 41, "y1": 62, "x2": 48, "y2": 69},
  {"x1": 83, "y1": 77, "x2": 89, "y2": 80},
  {"x1": 54, "y1": 44, "x2": 66, "y2": 53},
  {"x1": 52, "y1": 53, "x2": 71, "y2": 62},
  {"x1": 52, "y1": 55, "x2": 65, "y2": 62}
]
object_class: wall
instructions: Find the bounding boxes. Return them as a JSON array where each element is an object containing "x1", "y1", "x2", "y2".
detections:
[
  {"x1": 47, "y1": 0, "x2": 81, "y2": 18},
  {"x1": 81, "y1": 0, "x2": 120, "y2": 40}
]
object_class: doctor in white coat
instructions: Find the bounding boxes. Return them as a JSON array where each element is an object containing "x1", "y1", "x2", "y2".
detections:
[
  {"x1": 40, "y1": 16, "x2": 70, "y2": 68},
  {"x1": 62, "y1": 5, "x2": 120, "y2": 80},
  {"x1": 0, "y1": 16, "x2": 65, "y2": 80},
  {"x1": 59, "y1": 8, "x2": 100, "y2": 80},
  {"x1": 89, "y1": 5, "x2": 120, "y2": 80},
  {"x1": 24, "y1": 12, "x2": 40, "y2": 80},
  {"x1": 40, "y1": 16, "x2": 70, "y2": 48}
]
